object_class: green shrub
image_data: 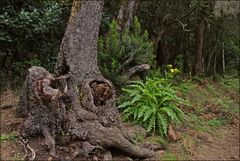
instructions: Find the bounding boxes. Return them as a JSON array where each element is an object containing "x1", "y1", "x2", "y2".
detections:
[
  {"x1": 118, "y1": 77, "x2": 185, "y2": 137},
  {"x1": 0, "y1": 1, "x2": 65, "y2": 90},
  {"x1": 98, "y1": 17, "x2": 154, "y2": 86}
]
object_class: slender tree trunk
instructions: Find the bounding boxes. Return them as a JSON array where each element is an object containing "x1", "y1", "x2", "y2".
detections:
[
  {"x1": 194, "y1": 19, "x2": 205, "y2": 75},
  {"x1": 156, "y1": 39, "x2": 168, "y2": 66},
  {"x1": 222, "y1": 41, "x2": 225, "y2": 74},
  {"x1": 116, "y1": 0, "x2": 138, "y2": 32},
  {"x1": 183, "y1": 33, "x2": 190, "y2": 73},
  {"x1": 207, "y1": 43, "x2": 216, "y2": 73},
  {"x1": 213, "y1": 52, "x2": 217, "y2": 76},
  {"x1": 17, "y1": 1, "x2": 154, "y2": 160}
]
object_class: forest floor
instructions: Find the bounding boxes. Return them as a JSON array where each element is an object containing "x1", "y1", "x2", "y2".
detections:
[{"x1": 0, "y1": 77, "x2": 239, "y2": 160}]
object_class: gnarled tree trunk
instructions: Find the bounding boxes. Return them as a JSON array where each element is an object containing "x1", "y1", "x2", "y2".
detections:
[{"x1": 17, "y1": 0, "x2": 154, "y2": 160}]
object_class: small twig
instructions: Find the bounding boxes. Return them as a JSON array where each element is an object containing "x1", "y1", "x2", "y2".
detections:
[
  {"x1": 27, "y1": 143, "x2": 36, "y2": 161},
  {"x1": 119, "y1": 53, "x2": 135, "y2": 72},
  {"x1": 0, "y1": 104, "x2": 15, "y2": 110},
  {"x1": 18, "y1": 134, "x2": 36, "y2": 161},
  {"x1": 176, "y1": 19, "x2": 191, "y2": 32},
  {"x1": 19, "y1": 139, "x2": 28, "y2": 159},
  {"x1": 166, "y1": 5, "x2": 197, "y2": 28}
]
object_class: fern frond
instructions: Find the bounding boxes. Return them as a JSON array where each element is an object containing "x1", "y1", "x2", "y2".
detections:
[
  {"x1": 143, "y1": 109, "x2": 153, "y2": 122},
  {"x1": 147, "y1": 114, "x2": 156, "y2": 132},
  {"x1": 131, "y1": 95, "x2": 141, "y2": 104},
  {"x1": 160, "y1": 107, "x2": 178, "y2": 122},
  {"x1": 122, "y1": 106, "x2": 135, "y2": 114},
  {"x1": 169, "y1": 105, "x2": 185, "y2": 122},
  {"x1": 157, "y1": 113, "x2": 168, "y2": 135},
  {"x1": 128, "y1": 84, "x2": 144, "y2": 91},
  {"x1": 118, "y1": 101, "x2": 132, "y2": 108},
  {"x1": 122, "y1": 88, "x2": 134, "y2": 94},
  {"x1": 137, "y1": 105, "x2": 149, "y2": 120}
]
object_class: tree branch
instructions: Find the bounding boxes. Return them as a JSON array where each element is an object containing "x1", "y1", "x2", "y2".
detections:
[
  {"x1": 176, "y1": 19, "x2": 191, "y2": 32},
  {"x1": 166, "y1": 5, "x2": 197, "y2": 28},
  {"x1": 126, "y1": 64, "x2": 150, "y2": 78}
]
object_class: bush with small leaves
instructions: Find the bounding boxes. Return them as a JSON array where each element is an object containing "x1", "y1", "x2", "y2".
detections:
[{"x1": 98, "y1": 17, "x2": 154, "y2": 87}]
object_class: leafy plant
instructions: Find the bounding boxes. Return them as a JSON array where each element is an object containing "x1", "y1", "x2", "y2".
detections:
[
  {"x1": 118, "y1": 77, "x2": 185, "y2": 137},
  {"x1": 0, "y1": 0, "x2": 65, "y2": 90},
  {"x1": 98, "y1": 17, "x2": 154, "y2": 86}
]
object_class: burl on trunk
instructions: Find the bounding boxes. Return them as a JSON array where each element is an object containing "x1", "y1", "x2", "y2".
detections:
[{"x1": 17, "y1": 1, "x2": 154, "y2": 160}]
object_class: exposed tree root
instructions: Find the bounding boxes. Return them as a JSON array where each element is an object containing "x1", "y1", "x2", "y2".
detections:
[
  {"x1": 17, "y1": 66, "x2": 154, "y2": 160},
  {"x1": 18, "y1": 135, "x2": 36, "y2": 160}
]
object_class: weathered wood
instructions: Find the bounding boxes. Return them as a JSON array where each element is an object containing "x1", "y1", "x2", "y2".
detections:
[{"x1": 126, "y1": 64, "x2": 150, "y2": 78}]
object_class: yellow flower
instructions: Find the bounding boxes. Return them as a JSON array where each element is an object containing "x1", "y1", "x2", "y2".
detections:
[
  {"x1": 167, "y1": 64, "x2": 173, "y2": 68},
  {"x1": 173, "y1": 68, "x2": 180, "y2": 73},
  {"x1": 170, "y1": 69, "x2": 174, "y2": 73}
]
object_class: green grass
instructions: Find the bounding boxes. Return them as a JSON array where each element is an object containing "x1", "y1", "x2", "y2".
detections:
[
  {"x1": 212, "y1": 97, "x2": 239, "y2": 113},
  {"x1": 12, "y1": 152, "x2": 24, "y2": 161},
  {"x1": 160, "y1": 152, "x2": 178, "y2": 160},
  {"x1": 207, "y1": 119, "x2": 223, "y2": 128},
  {"x1": 220, "y1": 75, "x2": 239, "y2": 92},
  {"x1": 0, "y1": 133, "x2": 17, "y2": 143}
]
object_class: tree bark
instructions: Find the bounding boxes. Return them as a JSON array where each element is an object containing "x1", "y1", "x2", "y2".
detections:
[
  {"x1": 68, "y1": 0, "x2": 82, "y2": 24},
  {"x1": 222, "y1": 41, "x2": 225, "y2": 74},
  {"x1": 17, "y1": 0, "x2": 154, "y2": 160},
  {"x1": 194, "y1": 19, "x2": 205, "y2": 75},
  {"x1": 156, "y1": 39, "x2": 169, "y2": 66},
  {"x1": 213, "y1": 52, "x2": 217, "y2": 76},
  {"x1": 116, "y1": 0, "x2": 138, "y2": 32},
  {"x1": 207, "y1": 41, "x2": 217, "y2": 73},
  {"x1": 183, "y1": 33, "x2": 191, "y2": 73}
]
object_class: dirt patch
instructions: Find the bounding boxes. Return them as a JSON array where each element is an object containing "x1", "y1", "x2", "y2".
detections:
[
  {"x1": 0, "y1": 90, "x2": 19, "y2": 106},
  {"x1": 1, "y1": 107, "x2": 24, "y2": 160},
  {"x1": 0, "y1": 90, "x2": 23, "y2": 160},
  {"x1": 191, "y1": 122, "x2": 240, "y2": 160}
]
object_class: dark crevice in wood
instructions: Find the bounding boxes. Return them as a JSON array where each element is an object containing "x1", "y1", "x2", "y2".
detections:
[{"x1": 90, "y1": 81, "x2": 112, "y2": 106}]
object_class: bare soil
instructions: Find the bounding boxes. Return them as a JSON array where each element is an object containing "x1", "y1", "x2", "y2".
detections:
[{"x1": 191, "y1": 122, "x2": 240, "y2": 160}]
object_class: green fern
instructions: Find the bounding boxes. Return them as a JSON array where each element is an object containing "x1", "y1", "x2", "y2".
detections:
[{"x1": 118, "y1": 77, "x2": 185, "y2": 137}]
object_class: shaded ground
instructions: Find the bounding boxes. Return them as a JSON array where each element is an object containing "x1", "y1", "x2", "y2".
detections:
[{"x1": 0, "y1": 79, "x2": 239, "y2": 160}]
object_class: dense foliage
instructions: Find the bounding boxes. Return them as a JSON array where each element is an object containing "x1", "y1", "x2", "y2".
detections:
[
  {"x1": 0, "y1": 0, "x2": 70, "y2": 89},
  {"x1": 98, "y1": 17, "x2": 154, "y2": 86},
  {"x1": 0, "y1": 0, "x2": 239, "y2": 91}
]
